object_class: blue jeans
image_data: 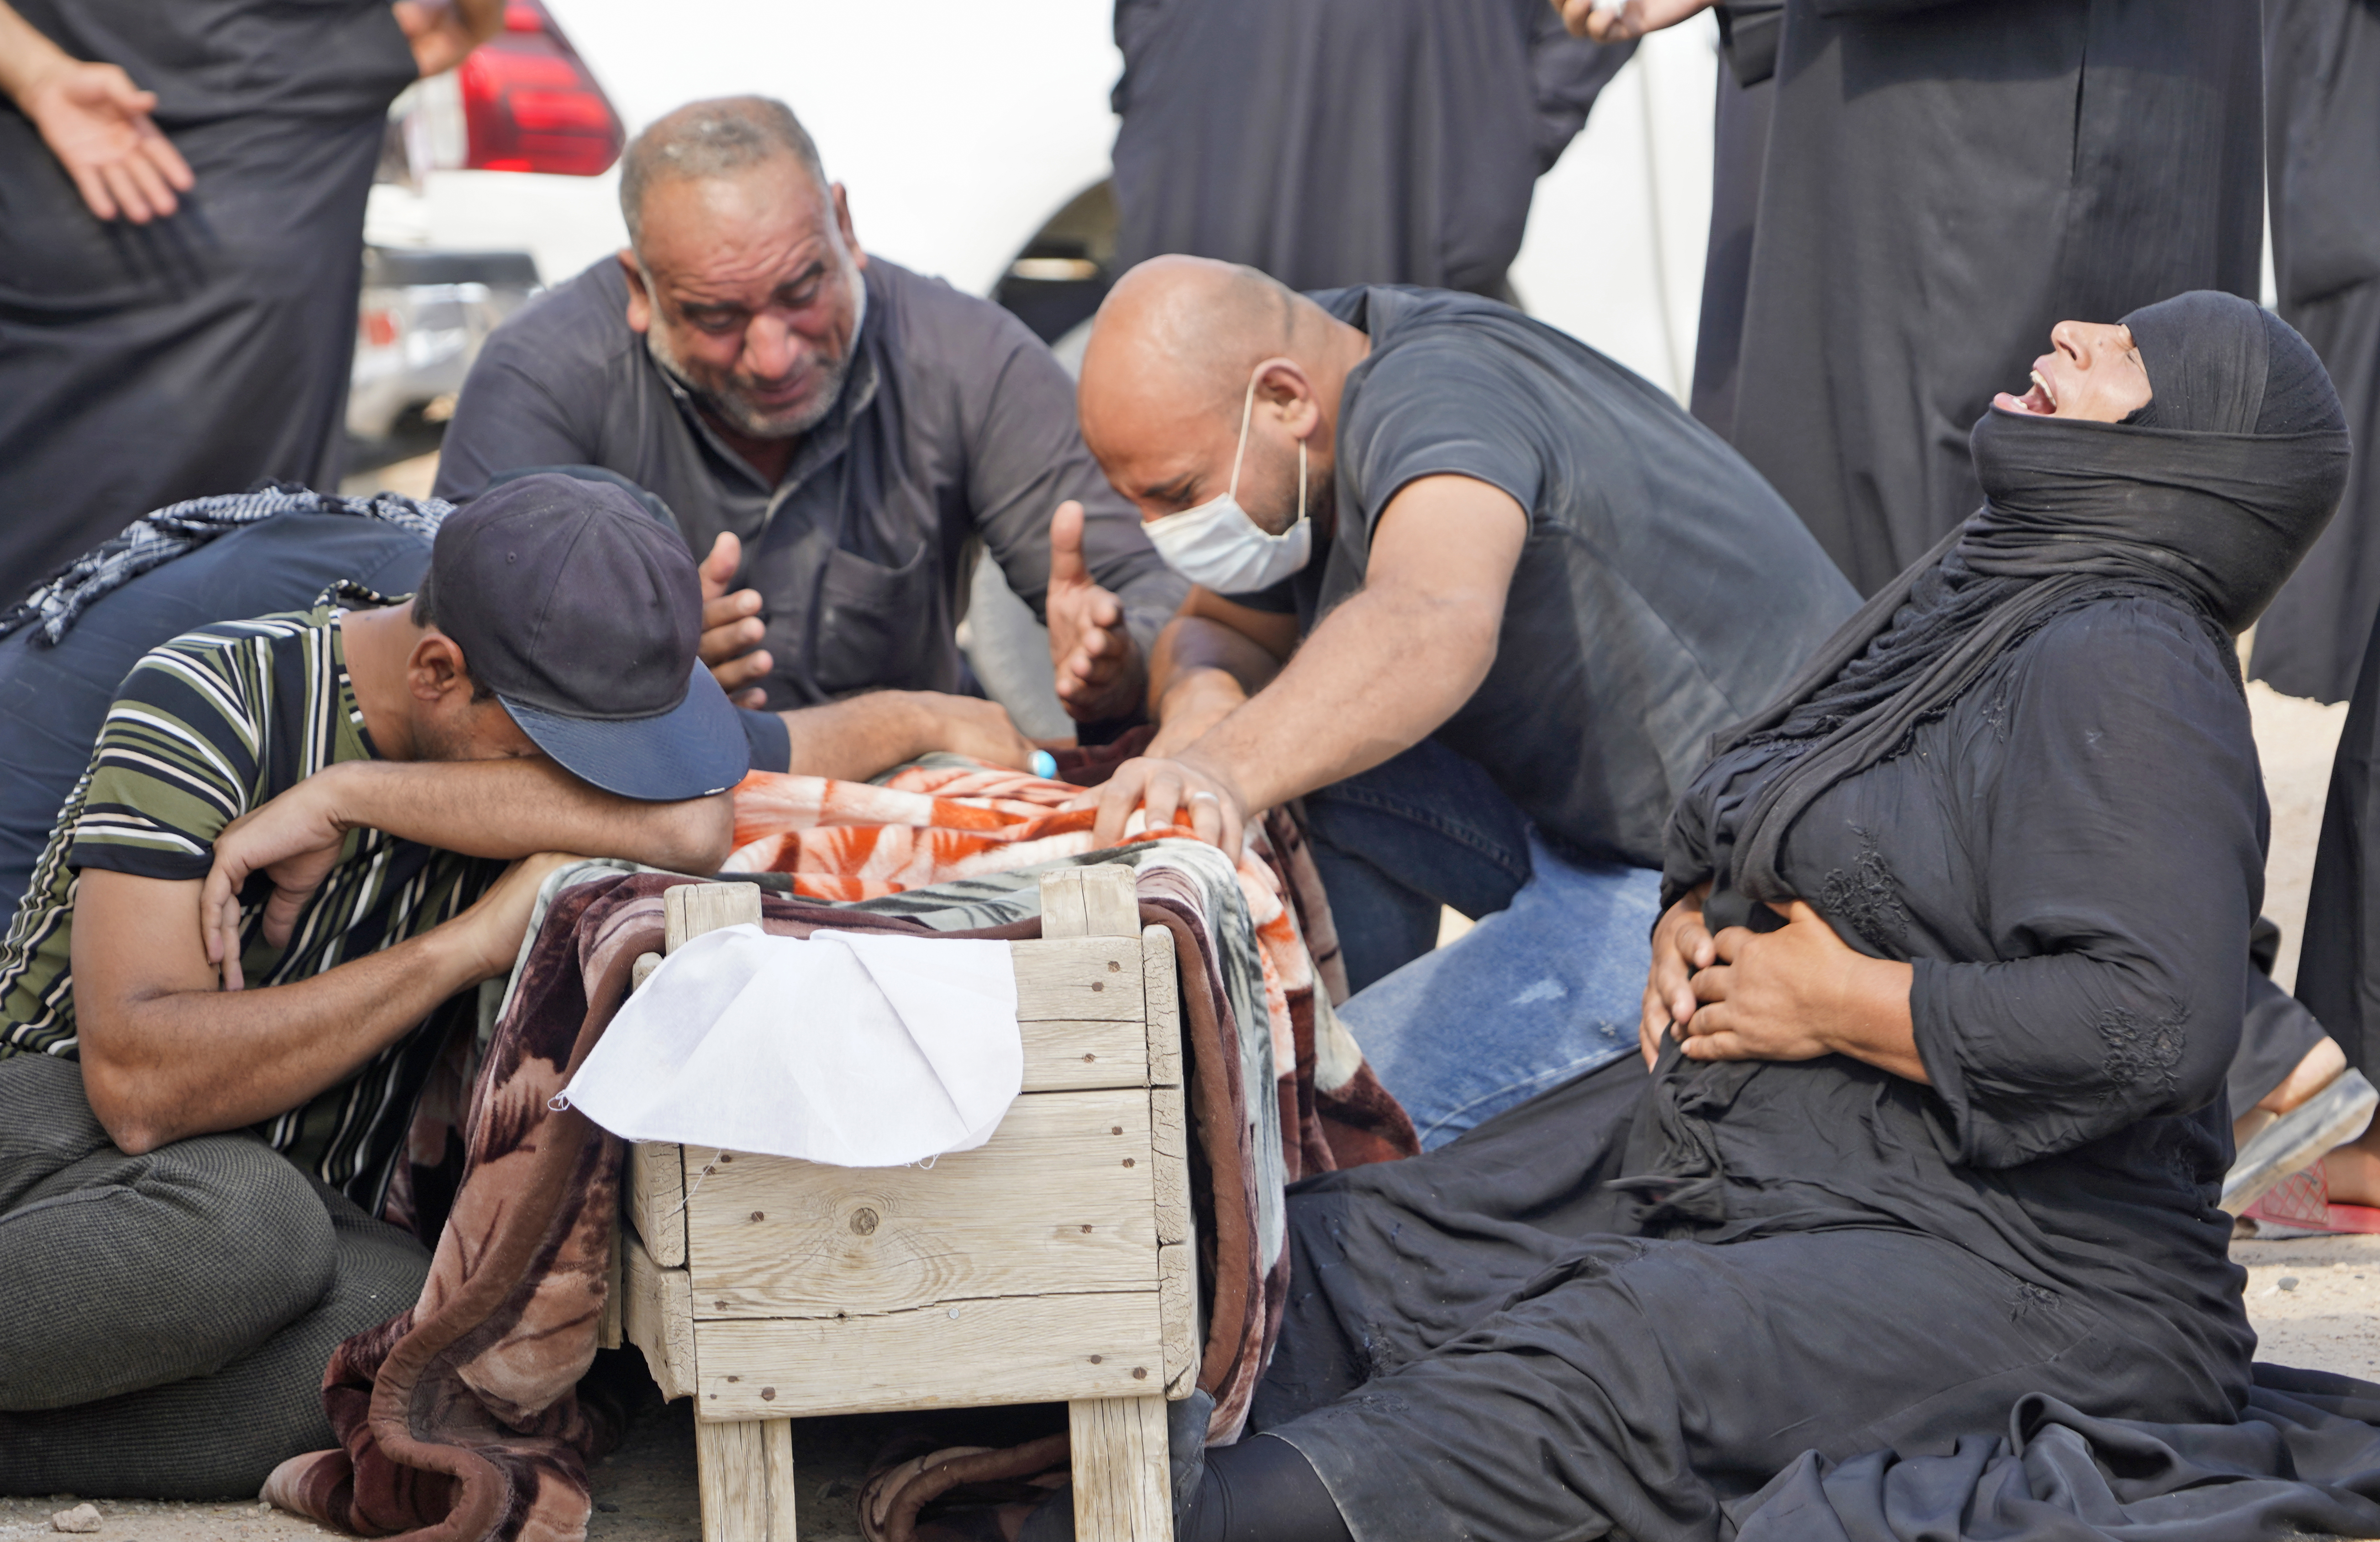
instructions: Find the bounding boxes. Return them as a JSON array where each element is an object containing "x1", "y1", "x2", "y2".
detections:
[{"x1": 1305, "y1": 741, "x2": 1660, "y2": 1149}]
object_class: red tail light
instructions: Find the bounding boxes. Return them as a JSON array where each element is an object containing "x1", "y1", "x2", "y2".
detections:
[{"x1": 457, "y1": 0, "x2": 623, "y2": 176}]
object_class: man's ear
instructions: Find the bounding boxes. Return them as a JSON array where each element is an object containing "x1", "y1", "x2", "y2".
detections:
[
  {"x1": 831, "y1": 183, "x2": 868, "y2": 271},
  {"x1": 408, "y1": 630, "x2": 473, "y2": 705},
  {"x1": 1256, "y1": 358, "x2": 1320, "y2": 440},
  {"x1": 618, "y1": 248, "x2": 653, "y2": 334}
]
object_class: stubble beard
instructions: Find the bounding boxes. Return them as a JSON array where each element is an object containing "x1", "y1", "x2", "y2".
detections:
[{"x1": 643, "y1": 287, "x2": 855, "y2": 443}]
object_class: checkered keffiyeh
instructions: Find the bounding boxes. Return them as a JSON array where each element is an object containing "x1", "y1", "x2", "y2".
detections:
[{"x1": 0, "y1": 482, "x2": 452, "y2": 648}]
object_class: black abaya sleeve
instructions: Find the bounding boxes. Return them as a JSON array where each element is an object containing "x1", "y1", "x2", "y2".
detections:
[{"x1": 1909, "y1": 600, "x2": 2261, "y2": 1167}]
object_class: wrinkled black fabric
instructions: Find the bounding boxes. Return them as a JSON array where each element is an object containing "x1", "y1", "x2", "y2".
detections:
[
  {"x1": 1734, "y1": 1368, "x2": 2380, "y2": 1542},
  {"x1": 1108, "y1": 0, "x2": 1630, "y2": 297},
  {"x1": 2246, "y1": 0, "x2": 2380, "y2": 703},
  {"x1": 2299, "y1": 604, "x2": 2380, "y2": 1093},
  {"x1": 0, "y1": 0, "x2": 417, "y2": 609},
  {"x1": 1716, "y1": 0, "x2": 2264, "y2": 595}
]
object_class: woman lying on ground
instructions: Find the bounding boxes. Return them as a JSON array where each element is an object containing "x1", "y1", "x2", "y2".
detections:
[{"x1": 978, "y1": 291, "x2": 2356, "y2": 1542}]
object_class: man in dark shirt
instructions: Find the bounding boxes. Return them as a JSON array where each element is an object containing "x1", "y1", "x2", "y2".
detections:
[
  {"x1": 1072, "y1": 257, "x2": 1858, "y2": 1144},
  {"x1": 435, "y1": 96, "x2": 1185, "y2": 769}
]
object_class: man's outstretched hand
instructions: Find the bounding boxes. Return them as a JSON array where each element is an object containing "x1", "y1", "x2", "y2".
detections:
[
  {"x1": 16, "y1": 58, "x2": 192, "y2": 223},
  {"x1": 1067, "y1": 752, "x2": 1249, "y2": 856},
  {"x1": 1046, "y1": 501, "x2": 1147, "y2": 723},
  {"x1": 698, "y1": 531, "x2": 773, "y2": 709}
]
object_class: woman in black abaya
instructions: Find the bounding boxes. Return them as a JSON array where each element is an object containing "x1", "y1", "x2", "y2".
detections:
[{"x1": 1096, "y1": 292, "x2": 2375, "y2": 1542}]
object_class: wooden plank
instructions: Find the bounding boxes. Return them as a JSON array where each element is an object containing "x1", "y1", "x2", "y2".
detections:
[
  {"x1": 1079, "y1": 864, "x2": 1141, "y2": 939},
  {"x1": 1013, "y1": 937, "x2": 1146, "y2": 1022},
  {"x1": 1148, "y1": 1083, "x2": 1190, "y2": 1249},
  {"x1": 1140, "y1": 926, "x2": 1183, "y2": 1089},
  {"x1": 623, "y1": 1228, "x2": 698, "y2": 1400},
  {"x1": 1020, "y1": 1018, "x2": 1149, "y2": 1091},
  {"x1": 631, "y1": 950, "x2": 663, "y2": 993},
  {"x1": 693, "y1": 1291, "x2": 1166, "y2": 1420},
  {"x1": 1069, "y1": 1395, "x2": 1173, "y2": 1542},
  {"x1": 665, "y1": 881, "x2": 763, "y2": 954},
  {"x1": 599, "y1": 1214, "x2": 623, "y2": 1351},
  {"x1": 629, "y1": 1141, "x2": 688, "y2": 1268},
  {"x1": 697, "y1": 1416, "x2": 795, "y2": 1542},
  {"x1": 761, "y1": 1416, "x2": 798, "y2": 1541},
  {"x1": 684, "y1": 1088, "x2": 1158, "y2": 1316},
  {"x1": 1040, "y1": 868, "x2": 1091, "y2": 940},
  {"x1": 1156, "y1": 1242, "x2": 1198, "y2": 1400},
  {"x1": 1040, "y1": 864, "x2": 1136, "y2": 941}
]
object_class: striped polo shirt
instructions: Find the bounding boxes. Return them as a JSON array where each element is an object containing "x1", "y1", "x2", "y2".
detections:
[{"x1": 0, "y1": 591, "x2": 502, "y2": 1201}]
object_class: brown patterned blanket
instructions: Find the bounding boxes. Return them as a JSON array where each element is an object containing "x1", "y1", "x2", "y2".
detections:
[{"x1": 266, "y1": 843, "x2": 1411, "y2": 1540}]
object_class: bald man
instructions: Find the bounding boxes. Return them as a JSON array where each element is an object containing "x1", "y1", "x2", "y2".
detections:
[
  {"x1": 1068, "y1": 257, "x2": 1856, "y2": 1145},
  {"x1": 436, "y1": 96, "x2": 1184, "y2": 769}
]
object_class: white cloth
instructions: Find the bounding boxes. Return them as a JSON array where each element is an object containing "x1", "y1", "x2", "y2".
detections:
[{"x1": 560, "y1": 925, "x2": 1022, "y2": 1167}]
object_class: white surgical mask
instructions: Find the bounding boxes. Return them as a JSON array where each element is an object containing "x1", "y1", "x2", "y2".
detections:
[{"x1": 1142, "y1": 367, "x2": 1312, "y2": 593}]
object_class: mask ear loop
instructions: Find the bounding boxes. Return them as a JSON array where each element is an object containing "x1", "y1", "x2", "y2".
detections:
[
  {"x1": 1225, "y1": 369, "x2": 1261, "y2": 503},
  {"x1": 1230, "y1": 364, "x2": 1308, "y2": 530}
]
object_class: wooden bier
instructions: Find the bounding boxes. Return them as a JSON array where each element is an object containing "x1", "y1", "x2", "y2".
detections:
[{"x1": 620, "y1": 865, "x2": 1190, "y2": 1542}]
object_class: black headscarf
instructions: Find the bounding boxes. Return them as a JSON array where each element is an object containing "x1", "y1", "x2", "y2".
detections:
[{"x1": 1676, "y1": 292, "x2": 2351, "y2": 920}]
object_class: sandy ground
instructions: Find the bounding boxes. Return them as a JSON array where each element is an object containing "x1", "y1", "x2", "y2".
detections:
[{"x1": 40, "y1": 480, "x2": 2363, "y2": 1538}]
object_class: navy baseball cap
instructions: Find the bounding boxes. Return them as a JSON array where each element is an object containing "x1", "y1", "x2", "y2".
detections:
[{"x1": 427, "y1": 473, "x2": 746, "y2": 801}]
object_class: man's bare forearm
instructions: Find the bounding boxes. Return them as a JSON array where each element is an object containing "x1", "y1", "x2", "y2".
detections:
[
  {"x1": 1149, "y1": 615, "x2": 1284, "y2": 709},
  {"x1": 778, "y1": 695, "x2": 931, "y2": 782},
  {"x1": 317, "y1": 758, "x2": 732, "y2": 872},
  {"x1": 1189, "y1": 584, "x2": 1498, "y2": 812},
  {"x1": 79, "y1": 910, "x2": 488, "y2": 1153}
]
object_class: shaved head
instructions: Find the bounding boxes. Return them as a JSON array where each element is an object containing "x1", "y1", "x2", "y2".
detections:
[
  {"x1": 1083, "y1": 256, "x2": 1301, "y2": 416},
  {"x1": 1080, "y1": 256, "x2": 1369, "y2": 536}
]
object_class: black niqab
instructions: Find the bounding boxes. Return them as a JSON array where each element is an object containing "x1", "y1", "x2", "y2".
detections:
[{"x1": 1679, "y1": 292, "x2": 2351, "y2": 922}]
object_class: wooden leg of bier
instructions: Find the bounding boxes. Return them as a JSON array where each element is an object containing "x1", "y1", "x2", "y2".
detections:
[
  {"x1": 698, "y1": 1416, "x2": 796, "y2": 1542},
  {"x1": 1069, "y1": 1395, "x2": 1174, "y2": 1542},
  {"x1": 763, "y1": 1417, "x2": 797, "y2": 1540}
]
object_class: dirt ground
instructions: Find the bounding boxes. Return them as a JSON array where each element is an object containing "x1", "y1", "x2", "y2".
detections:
[
  {"x1": 11, "y1": 1230, "x2": 2377, "y2": 1541},
  {"x1": 12, "y1": 518, "x2": 2366, "y2": 1540}
]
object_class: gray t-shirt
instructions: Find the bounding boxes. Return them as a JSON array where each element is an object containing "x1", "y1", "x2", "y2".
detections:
[
  {"x1": 435, "y1": 257, "x2": 1184, "y2": 713},
  {"x1": 1238, "y1": 285, "x2": 1859, "y2": 867}
]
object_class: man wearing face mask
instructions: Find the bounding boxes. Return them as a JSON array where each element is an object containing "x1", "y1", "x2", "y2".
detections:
[
  {"x1": 435, "y1": 96, "x2": 1185, "y2": 774},
  {"x1": 1070, "y1": 256, "x2": 1857, "y2": 1146}
]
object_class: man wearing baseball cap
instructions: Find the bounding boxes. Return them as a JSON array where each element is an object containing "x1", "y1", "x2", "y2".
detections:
[{"x1": 0, "y1": 473, "x2": 739, "y2": 1497}]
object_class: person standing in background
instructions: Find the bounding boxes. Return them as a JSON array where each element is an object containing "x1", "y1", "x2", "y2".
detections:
[
  {"x1": 1110, "y1": 0, "x2": 1632, "y2": 300},
  {"x1": 2247, "y1": 0, "x2": 2380, "y2": 705},
  {"x1": 1576, "y1": 0, "x2": 2263, "y2": 597},
  {"x1": 0, "y1": 0, "x2": 499, "y2": 607}
]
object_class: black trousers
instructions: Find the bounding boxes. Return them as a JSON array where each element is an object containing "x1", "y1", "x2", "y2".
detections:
[{"x1": 0, "y1": 1054, "x2": 430, "y2": 1498}]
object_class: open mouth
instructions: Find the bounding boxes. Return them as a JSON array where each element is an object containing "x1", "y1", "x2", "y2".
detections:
[{"x1": 1993, "y1": 366, "x2": 2058, "y2": 417}]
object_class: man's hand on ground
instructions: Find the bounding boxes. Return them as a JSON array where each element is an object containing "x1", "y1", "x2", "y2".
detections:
[
  {"x1": 449, "y1": 852, "x2": 582, "y2": 983},
  {"x1": 1069, "y1": 752, "x2": 1249, "y2": 855},
  {"x1": 1640, "y1": 883, "x2": 1714, "y2": 1067},
  {"x1": 697, "y1": 531, "x2": 773, "y2": 708},
  {"x1": 16, "y1": 58, "x2": 192, "y2": 223},
  {"x1": 1045, "y1": 500, "x2": 1146, "y2": 723}
]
